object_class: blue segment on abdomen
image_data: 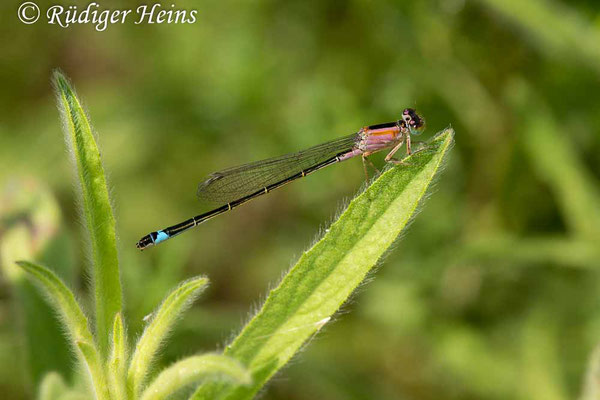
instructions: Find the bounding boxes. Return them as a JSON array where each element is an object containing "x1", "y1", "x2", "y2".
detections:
[{"x1": 155, "y1": 230, "x2": 169, "y2": 244}]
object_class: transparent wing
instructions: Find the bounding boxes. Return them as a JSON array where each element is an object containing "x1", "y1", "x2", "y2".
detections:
[{"x1": 197, "y1": 133, "x2": 360, "y2": 204}]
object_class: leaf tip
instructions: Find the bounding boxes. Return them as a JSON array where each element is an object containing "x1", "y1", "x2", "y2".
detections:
[
  {"x1": 434, "y1": 126, "x2": 455, "y2": 142},
  {"x1": 15, "y1": 260, "x2": 32, "y2": 271},
  {"x1": 51, "y1": 69, "x2": 70, "y2": 93},
  {"x1": 112, "y1": 312, "x2": 124, "y2": 334},
  {"x1": 190, "y1": 276, "x2": 210, "y2": 289}
]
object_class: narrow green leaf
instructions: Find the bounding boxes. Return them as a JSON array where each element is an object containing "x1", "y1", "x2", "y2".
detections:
[
  {"x1": 519, "y1": 310, "x2": 567, "y2": 400},
  {"x1": 108, "y1": 313, "x2": 128, "y2": 400},
  {"x1": 15, "y1": 261, "x2": 108, "y2": 399},
  {"x1": 128, "y1": 276, "x2": 209, "y2": 398},
  {"x1": 506, "y1": 79, "x2": 600, "y2": 239},
  {"x1": 464, "y1": 235, "x2": 600, "y2": 270},
  {"x1": 581, "y1": 344, "x2": 600, "y2": 400},
  {"x1": 139, "y1": 354, "x2": 250, "y2": 400},
  {"x1": 15, "y1": 261, "x2": 94, "y2": 345},
  {"x1": 2, "y1": 220, "x2": 72, "y2": 384},
  {"x1": 53, "y1": 70, "x2": 122, "y2": 356},
  {"x1": 76, "y1": 341, "x2": 111, "y2": 400},
  {"x1": 194, "y1": 129, "x2": 454, "y2": 400},
  {"x1": 523, "y1": 114, "x2": 600, "y2": 239},
  {"x1": 38, "y1": 372, "x2": 89, "y2": 400},
  {"x1": 1, "y1": 181, "x2": 75, "y2": 385},
  {"x1": 38, "y1": 372, "x2": 68, "y2": 400},
  {"x1": 479, "y1": 0, "x2": 600, "y2": 75}
]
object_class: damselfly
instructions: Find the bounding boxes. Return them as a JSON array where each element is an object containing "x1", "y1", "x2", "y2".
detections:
[{"x1": 136, "y1": 108, "x2": 425, "y2": 250}]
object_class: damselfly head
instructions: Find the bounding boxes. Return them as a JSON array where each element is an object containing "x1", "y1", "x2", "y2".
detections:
[{"x1": 402, "y1": 108, "x2": 425, "y2": 135}]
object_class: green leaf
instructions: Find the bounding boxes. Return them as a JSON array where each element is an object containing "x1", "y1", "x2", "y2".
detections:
[
  {"x1": 128, "y1": 276, "x2": 209, "y2": 398},
  {"x1": 464, "y1": 234, "x2": 600, "y2": 270},
  {"x1": 53, "y1": 70, "x2": 122, "y2": 357},
  {"x1": 108, "y1": 313, "x2": 128, "y2": 400},
  {"x1": 15, "y1": 261, "x2": 94, "y2": 346},
  {"x1": 0, "y1": 180, "x2": 74, "y2": 385},
  {"x1": 76, "y1": 341, "x2": 111, "y2": 400},
  {"x1": 139, "y1": 354, "x2": 250, "y2": 400},
  {"x1": 38, "y1": 372, "x2": 68, "y2": 400},
  {"x1": 581, "y1": 345, "x2": 600, "y2": 400},
  {"x1": 506, "y1": 79, "x2": 600, "y2": 239},
  {"x1": 38, "y1": 372, "x2": 90, "y2": 400},
  {"x1": 194, "y1": 128, "x2": 454, "y2": 400},
  {"x1": 479, "y1": 0, "x2": 600, "y2": 75},
  {"x1": 518, "y1": 310, "x2": 567, "y2": 400},
  {"x1": 15, "y1": 261, "x2": 108, "y2": 400}
]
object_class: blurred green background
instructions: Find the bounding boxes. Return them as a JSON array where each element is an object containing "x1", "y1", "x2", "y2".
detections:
[{"x1": 1, "y1": 0, "x2": 600, "y2": 398}]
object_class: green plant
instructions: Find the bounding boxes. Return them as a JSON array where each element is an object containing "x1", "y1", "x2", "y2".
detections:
[
  {"x1": 19, "y1": 72, "x2": 250, "y2": 400},
  {"x1": 16, "y1": 71, "x2": 452, "y2": 400}
]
